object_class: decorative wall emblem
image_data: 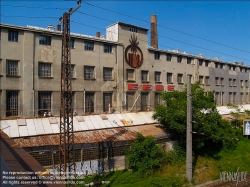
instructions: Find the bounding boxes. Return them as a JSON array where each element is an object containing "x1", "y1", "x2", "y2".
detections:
[{"x1": 125, "y1": 34, "x2": 143, "y2": 68}]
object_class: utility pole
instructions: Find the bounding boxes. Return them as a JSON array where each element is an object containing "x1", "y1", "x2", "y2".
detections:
[
  {"x1": 186, "y1": 75, "x2": 192, "y2": 181},
  {"x1": 58, "y1": 0, "x2": 81, "y2": 182}
]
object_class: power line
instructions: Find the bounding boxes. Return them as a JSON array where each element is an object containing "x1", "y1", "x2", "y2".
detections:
[
  {"x1": 82, "y1": 0, "x2": 250, "y2": 55},
  {"x1": 1, "y1": 15, "x2": 58, "y2": 19},
  {"x1": 72, "y1": 17, "x2": 250, "y2": 62},
  {"x1": 1, "y1": 4, "x2": 68, "y2": 10}
]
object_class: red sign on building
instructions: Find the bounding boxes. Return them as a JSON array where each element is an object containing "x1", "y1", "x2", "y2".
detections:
[
  {"x1": 155, "y1": 84, "x2": 164, "y2": 91},
  {"x1": 128, "y1": 84, "x2": 138, "y2": 90},
  {"x1": 167, "y1": 85, "x2": 175, "y2": 91},
  {"x1": 142, "y1": 84, "x2": 152, "y2": 91}
]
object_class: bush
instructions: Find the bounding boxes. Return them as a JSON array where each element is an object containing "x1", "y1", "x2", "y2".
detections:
[
  {"x1": 165, "y1": 146, "x2": 185, "y2": 164},
  {"x1": 125, "y1": 133, "x2": 165, "y2": 175}
]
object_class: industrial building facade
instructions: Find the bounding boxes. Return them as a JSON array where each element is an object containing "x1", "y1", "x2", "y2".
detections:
[{"x1": 1, "y1": 16, "x2": 250, "y2": 118}]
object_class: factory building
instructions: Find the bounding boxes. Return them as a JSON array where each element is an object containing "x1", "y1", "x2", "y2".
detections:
[{"x1": 0, "y1": 15, "x2": 250, "y2": 118}]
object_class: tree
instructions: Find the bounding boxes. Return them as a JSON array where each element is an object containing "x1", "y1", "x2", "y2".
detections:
[
  {"x1": 125, "y1": 133, "x2": 165, "y2": 174},
  {"x1": 153, "y1": 82, "x2": 237, "y2": 153}
]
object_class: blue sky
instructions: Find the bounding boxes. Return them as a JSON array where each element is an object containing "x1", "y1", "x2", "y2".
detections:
[{"x1": 1, "y1": 1, "x2": 250, "y2": 65}]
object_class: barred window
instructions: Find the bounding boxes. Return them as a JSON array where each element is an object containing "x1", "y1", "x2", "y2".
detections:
[
  {"x1": 177, "y1": 74, "x2": 183, "y2": 83},
  {"x1": 167, "y1": 73, "x2": 172, "y2": 83},
  {"x1": 38, "y1": 92, "x2": 51, "y2": 115},
  {"x1": 155, "y1": 72, "x2": 161, "y2": 82},
  {"x1": 141, "y1": 70, "x2": 148, "y2": 81},
  {"x1": 39, "y1": 63, "x2": 51, "y2": 77},
  {"x1": 85, "y1": 41, "x2": 94, "y2": 51},
  {"x1": 155, "y1": 93, "x2": 161, "y2": 106},
  {"x1": 86, "y1": 93, "x2": 94, "y2": 113},
  {"x1": 103, "y1": 67, "x2": 112, "y2": 80},
  {"x1": 104, "y1": 44, "x2": 112, "y2": 53},
  {"x1": 6, "y1": 91, "x2": 18, "y2": 117},
  {"x1": 166, "y1": 54, "x2": 172, "y2": 61},
  {"x1": 8, "y1": 30, "x2": 18, "y2": 42},
  {"x1": 129, "y1": 27, "x2": 137, "y2": 33},
  {"x1": 84, "y1": 66, "x2": 95, "y2": 79},
  {"x1": 7, "y1": 60, "x2": 18, "y2": 75},
  {"x1": 39, "y1": 35, "x2": 51, "y2": 45}
]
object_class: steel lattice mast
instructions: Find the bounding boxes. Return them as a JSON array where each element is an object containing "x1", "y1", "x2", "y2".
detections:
[{"x1": 59, "y1": 12, "x2": 75, "y2": 179}]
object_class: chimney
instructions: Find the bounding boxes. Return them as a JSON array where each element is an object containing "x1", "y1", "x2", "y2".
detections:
[
  {"x1": 96, "y1": 32, "x2": 100, "y2": 38},
  {"x1": 57, "y1": 24, "x2": 61, "y2": 31},
  {"x1": 150, "y1": 15, "x2": 158, "y2": 49}
]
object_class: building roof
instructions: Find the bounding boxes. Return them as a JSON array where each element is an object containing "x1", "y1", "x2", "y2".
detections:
[{"x1": 106, "y1": 22, "x2": 148, "y2": 31}]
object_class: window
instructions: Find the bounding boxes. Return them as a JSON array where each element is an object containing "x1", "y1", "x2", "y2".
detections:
[
  {"x1": 205, "y1": 60, "x2": 209, "y2": 67},
  {"x1": 7, "y1": 60, "x2": 19, "y2": 76},
  {"x1": 205, "y1": 76, "x2": 209, "y2": 85},
  {"x1": 38, "y1": 63, "x2": 51, "y2": 77},
  {"x1": 8, "y1": 30, "x2": 18, "y2": 42},
  {"x1": 70, "y1": 65, "x2": 75, "y2": 78},
  {"x1": 141, "y1": 93, "x2": 148, "y2": 111},
  {"x1": 233, "y1": 79, "x2": 237, "y2": 86},
  {"x1": 155, "y1": 72, "x2": 161, "y2": 82},
  {"x1": 246, "y1": 80, "x2": 249, "y2": 88},
  {"x1": 215, "y1": 63, "x2": 219, "y2": 68},
  {"x1": 229, "y1": 92, "x2": 233, "y2": 103},
  {"x1": 233, "y1": 92, "x2": 236, "y2": 104},
  {"x1": 154, "y1": 52, "x2": 160, "y2": 60},
  {"x1": 177, "y1": 74, "x2": 183, "y2": 83},
  {"x1": 241, "y1": 93, "x2": 244, "y2": 104},
  {"x1": 229, "y1": 78, "x2": 232, "y2": 86},
  {"x1": 166, "y1": 73, "x2": 173, "y2": 83},
  {"x1": 177, "y1": 56, "x2": 182, "y2": 63},
  {"x1": 84, "y1": 66, "x2": 95, "y2": 79},
  {"x1": 127, "y1": 69, "x2": 135, "y2": 81},
  {"x1": 103, "y1": 67, "x2": 112, "y2": 81},
  {"x1": 240, "y1": 80, "x2": 244, "y2": 87},
  {"x1": 220, "y1": 64, "x2": 224, "y2": 69},
  {"x1": 39, "y1": 35, "x2": 51, "y2": 45},
  {"x1": 166, "y1": 54, "x2": 172, "y2": 61},
  {"x1": 129, "y1": 27, "x2": 137, "y2": 33},
  {"x1": 38, "y1": 92, "x2": 51, "y2": 115},
  {"x1": 187, "y1": 58, "x2": 192, "y2": 64},
  {"x1": 220, "y1": 78, "x2": 224, "y2": 86},
  {"x1": 104, "y1": 44, "x2": 112, "y2": 53},
  {"x1": 103, "y1": 93, "x2": 112, "y2": 112},
  {"x1": 141, "y1": 70, "x2": 149, "y2": 81},
  {"x1": 215, "y1": 92, "x2": 220, "y2": 105},
  {"x1": 84, "y1": 41, "x2": 94, "y2": 51},
  {"x1": 6, "y1": 91, "x2": 18, "y2": 117},
  {"x1": 199, "y1": 76, "x2": 204, "y2": 84},
  {"x1": 187, "y1": 74, "x2": 193, "y2": 83},
  {"x1": 85, "y1": 93, "x2": 94, "y2": 113},
  {"x1": 199, "y1": 60, "x2": 203, "y2": 66},
  {"x1": 215, "y1": 77, "x2": 219, "y2": 85},
  {"x1": 70, "y1": 39, "x2": 75, "y2": 49},
  {"x1": 155, "y1": 93, "x2": 161, "y2": 106},
  {"x1": 232, "y1": 66, "x2": 236, "y2": 71}
]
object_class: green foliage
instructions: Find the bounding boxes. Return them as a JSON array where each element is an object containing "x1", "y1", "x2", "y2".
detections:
[
  {"x1": 153, "y1": 82, "x2": 238, "y2": 152},
  {"x1": 125, "y1": 133, "x2": 165, "y2": 174},
  {"x1": 165, "y1": 146, "x2": 185, "y2": 164}
]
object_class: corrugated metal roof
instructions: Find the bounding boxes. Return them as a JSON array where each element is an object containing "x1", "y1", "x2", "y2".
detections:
[{"x1": 13, "y1": 124, "x2": 168, "y2": 147}]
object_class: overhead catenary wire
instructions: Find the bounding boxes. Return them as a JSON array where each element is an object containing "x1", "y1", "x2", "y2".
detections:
[
  {"x1": 71, "y1": 20, "x2": 250, "y2": 63},
  {"x1": 82, "y1": 0, "x2": 250, "y2": 55},
  {"x1": 1, "y1": 4, "x2": 69, "y2": 10}
]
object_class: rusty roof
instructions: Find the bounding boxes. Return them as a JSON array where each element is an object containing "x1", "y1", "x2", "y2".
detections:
[
  {"x1": 13, "y1": 124, "x2": 168, "y2": 147},
  {"x1": 0, "y1": 132, "x2": 65, "y2": 187}
]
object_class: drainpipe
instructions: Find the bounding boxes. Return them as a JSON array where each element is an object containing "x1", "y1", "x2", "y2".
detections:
[
  {"x1": 83, "y1": 88, "x2": 86, "y2": 115},
  {"x1": 32, "y1": 32, "x2": 36, "y2": 118}
]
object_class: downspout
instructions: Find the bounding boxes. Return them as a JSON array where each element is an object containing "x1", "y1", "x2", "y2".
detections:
[{"x1": 32, "y1": 32, "x2": 36, "y2": 118}]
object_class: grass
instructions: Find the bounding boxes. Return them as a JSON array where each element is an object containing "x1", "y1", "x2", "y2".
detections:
[{"x1": 77, "y1": 137, "x2": 250, "y2": 187}]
